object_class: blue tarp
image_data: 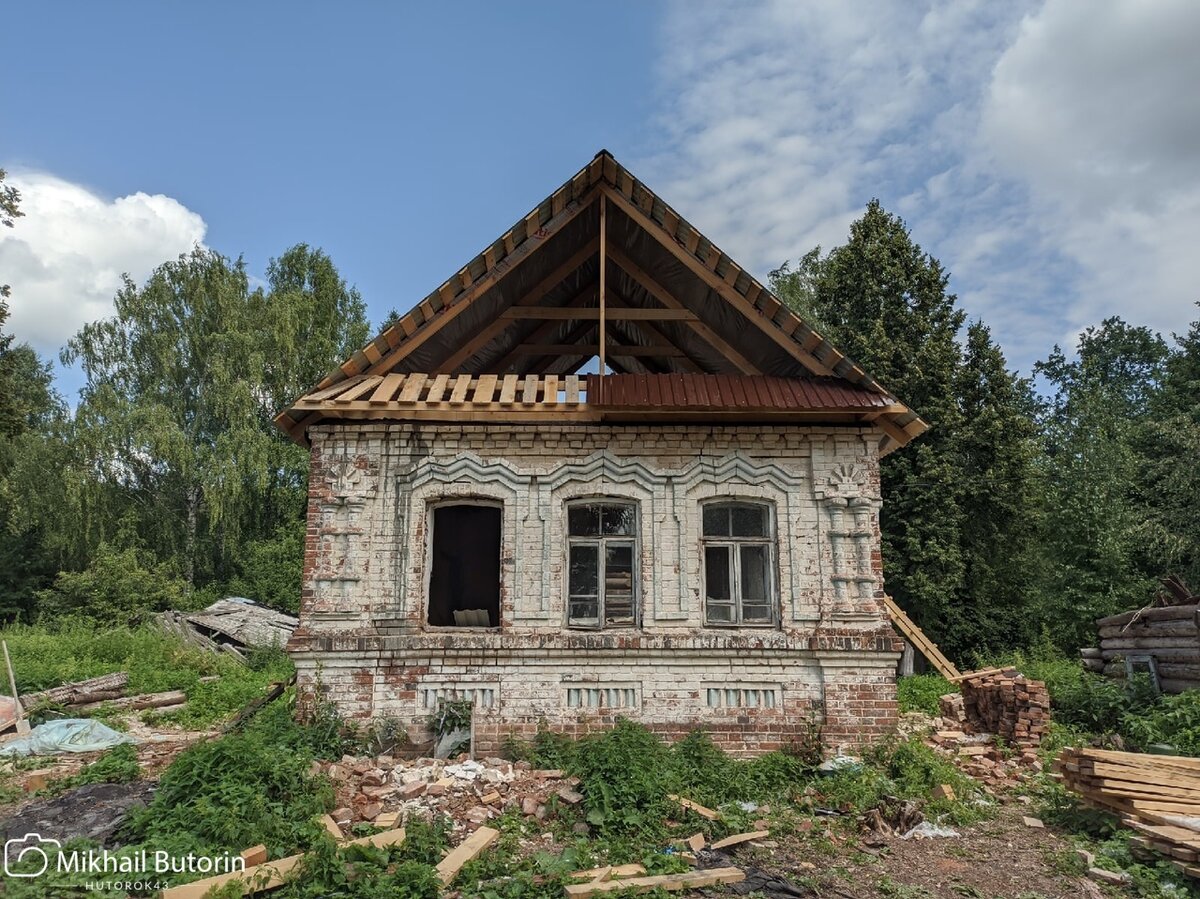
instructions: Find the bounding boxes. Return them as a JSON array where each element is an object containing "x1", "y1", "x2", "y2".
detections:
[{"x1": 0, "y1": 719, "x2": 134, "y2": 756}]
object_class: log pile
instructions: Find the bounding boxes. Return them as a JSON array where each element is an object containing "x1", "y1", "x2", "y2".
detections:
[
  {"x1": 1080, "y1": 603, "x2": 1200, "y2": 693},
  {"x1": 1056, "y1": 747, "x2": 1200, "y2": 880},
  {"x1": 956, "y1": 669, "x2": 1050, "y2": 748}
]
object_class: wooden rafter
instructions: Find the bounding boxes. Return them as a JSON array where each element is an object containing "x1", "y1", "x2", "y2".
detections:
[
  {"x1": 489, "y1": 288, "x2": 599, "y2": 373},
  {"x1": 601, "y1": 186, "x2": 834, "y2": 377},
  {"x1": 513, "y1": 344, "x2": 685, "y2": 358},
  {"x1": 607, "y1": 291, "x2": 702, "y2": 373},
  {"x1": 435, "y1": 239, "x2": 600, "y2": 372},
  {"x1": 364, "y1": 190, "x2": 600, "y2": 377},
  {"x1": 499, "y1": 308, "x2": 698, "y2": 321},
  {"x1": 605, "y1": 245, "x2": 761, "y2": 375}
]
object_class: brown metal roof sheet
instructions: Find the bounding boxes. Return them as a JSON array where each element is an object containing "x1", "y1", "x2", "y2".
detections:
[{"x1": 585, "y1": 374, "x2": 892, "y2": 411}]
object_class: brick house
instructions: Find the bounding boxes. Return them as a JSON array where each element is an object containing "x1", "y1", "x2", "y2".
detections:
[{"x1": 276, "y1": 151, "x2": 926, "y2": 756}]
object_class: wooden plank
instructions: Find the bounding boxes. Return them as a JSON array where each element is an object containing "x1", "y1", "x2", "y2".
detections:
[
  {"x1": 368, "y1": 372, "x2": 405, "y2": 405},
  {"x1": 599, "y1": 192, "x2": 607, "y2": 383},
  {"x1": 564, "y1": 866, "x2": 745, "y2": 897},
  {"x1": 161, "y1": 829, "x2": 405, "y2": 898},
  {"x1": 570, "y1": 864, "x2": 647, "y2": 881},
  {"x1": 885, "y1": 596, "x2": 960, "y2": 679},
  {"x1": 521, "y1": 376, "x2": 539, "y2": 404},
  {"x1": 473, "y1": 373, "x2": 498, "y2": 404},
  {"x1": 365, "y1": 190, "x2": 599, "y2": 377},
  {"x1": 449, "y1": 374, "x2": 473, "y2": 404},
  {"x1": 240, "y1": 844, "x2": 268, "y2": 866},
  {"x1": 709, "y1": 830, "x2": 769, "y2": 850},
  {"x1": 335, "y1": 375, "x2": 384, "y2": 402},
  {"x1": 565, "y1": 375, "x2": 581, "y2": 404},
  {"x1": 668, "y1": 795, "x2": 719, "y2": 820},
  {"x1": 499, "y1": 374, "x2": 519, "y2": 404},
  {"x1": 947, "y1": 667, "x2": 1013, "y2": 683},
  {"x1": 425, "y1": 373, "x2": 450, "y2": 403},
  {"x1": 398, "y1": 373, "x2": 427, "y2": 403},
  {"x1": 501, "y1": 308, "x2": 698, "y2": 321},
  {"x1": 436, "y1": 826, "x2": 501, "y2": 885},
  {"x1": 319, "y1": 813, "x2": 344, "y2": 841},
  {"x1": 514, "y1": 344, "x2": 685, "y2": 358},
  {"x1": 543, "y1": 374, "x2": 559, "y2": 403}
]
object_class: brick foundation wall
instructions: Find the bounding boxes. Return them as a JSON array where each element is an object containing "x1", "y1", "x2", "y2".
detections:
[{"x1": 292, "y1": 422, "x2": 901, "y2": 754}]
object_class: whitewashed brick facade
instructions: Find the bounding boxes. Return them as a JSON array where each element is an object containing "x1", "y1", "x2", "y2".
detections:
[{"x1": 290, "y1": 422, "x2": 901, "y2": 755}]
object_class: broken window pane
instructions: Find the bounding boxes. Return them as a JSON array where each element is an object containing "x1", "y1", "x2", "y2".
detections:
[{"x1": 601, "y1": 504, "x2": 636, "y2": 536}]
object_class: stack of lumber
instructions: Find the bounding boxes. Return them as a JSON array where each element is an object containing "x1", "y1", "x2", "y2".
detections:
[
  {"x1": 1056, "y1": 747, "x2": 1200, "y2": 879},
  {"x1": 1082, "y1": 603, "x2": 1200, "y2": 693},
  {"x1": 957, "y1": 669, "x2": 1050, "y2": 748}
]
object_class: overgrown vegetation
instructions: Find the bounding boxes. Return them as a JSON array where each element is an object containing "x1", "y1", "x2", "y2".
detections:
[{"x1": 0, "y1": 620, "x2": 294, "y2": 727}]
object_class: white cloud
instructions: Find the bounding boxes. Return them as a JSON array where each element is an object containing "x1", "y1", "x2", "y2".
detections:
[
  {"x1": 982, "y1": 0, "x2": 1200, "y2": 344},
  {"x1": 0, "y1": 171, "x2": 207, "y2": 357},
  {"x1": 640, "y1": 0, "x2": 1200, "y2": 370}
]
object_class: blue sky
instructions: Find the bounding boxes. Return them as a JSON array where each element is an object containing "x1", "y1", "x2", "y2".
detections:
[{"x1": 4, "y1": 1, "x2": 1198, "y2": 392}]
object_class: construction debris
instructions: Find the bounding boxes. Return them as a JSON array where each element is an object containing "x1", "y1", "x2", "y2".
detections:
[
  {"x1": 1056, "y1": 747, "x2": 1200, "y2": 880},
  {"x1": 958, "y1": 669, "x2": 1050, "y2": 748},
  {"x1": 669, "y1": 795, "x2": 719, "y2": 820},
  {"x1": 160, "y1": 826, "x2": 408, "y2": 898},
  {"x1": 436, "y1": 825, "x2": 500, "y2": 884},
  {"x1": 157, "y1": 596, "x2": 298, "y2": 662},
  {"x1": 18, "y1": 671, "x2": 129, "y2": 713},
  {"x1": 314, "y1": 753, "x2": 570, "y2": 831},
  {"x1": 884, "y1": 596, "x2": 961, "y2": 679},
  {"x1": 563, "y1": 867, "x2": 746, "y2": 897}
]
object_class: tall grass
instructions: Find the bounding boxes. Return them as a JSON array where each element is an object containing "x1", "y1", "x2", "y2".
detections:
[{"x1": 0, "y1": 621, "x2": 294, "y2": 727}]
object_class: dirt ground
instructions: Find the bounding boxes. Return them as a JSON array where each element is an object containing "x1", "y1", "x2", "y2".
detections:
[{"x1": 717, "y1": 803, "x2": 1100, "y2": 899}]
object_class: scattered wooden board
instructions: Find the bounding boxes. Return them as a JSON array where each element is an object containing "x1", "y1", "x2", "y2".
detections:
[
  {"x1": 436, "y1": 826, "x2": 500, "y2": 885},
  {"x1": 563, "y1": 866, "x2": 746, "y2": 897},
  {"x1": 160, "y1": 828, "x2": 406, "y2": 898},
  {"x1": 709, "y1": 830, "x2": 769, "y2": 850},
  {"x1": 668, "y1": 795, "x2": 718, "y2": 820},
  {"x1": 569, "y1": 864, "x2": 646, "y2": 881}
]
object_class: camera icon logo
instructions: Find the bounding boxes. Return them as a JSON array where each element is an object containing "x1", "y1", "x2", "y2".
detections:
[{"x1": 4, "y1": 833, "x2": 61, "y2": 877}]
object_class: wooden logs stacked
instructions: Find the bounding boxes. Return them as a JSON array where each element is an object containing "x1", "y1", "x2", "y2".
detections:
[
  {"x1": 958, "y1": 670, "x2": 1050, "y2": 748},
  {"x1": 1056, "y1": 747, "x2": 1200, "y2": 880},
  {"x1": 1081, "y1": 604, "x2": 1200, "y2": 693}
]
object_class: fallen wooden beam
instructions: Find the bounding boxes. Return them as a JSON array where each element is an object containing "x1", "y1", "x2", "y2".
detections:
[
  {"x1": 19, "y1": 671, "x2": 129, "y2": 710},
  {"x1": 563, "y1": 866, "x2": 746, "y2": 897},
  {"x1": 160, "y1": 828, "x2": 406, "y2": 898},
  {"x1": 709, "y1": 830, "x2": 769, "y2": 850},
  {"x1": 884, "y1": 597, "x2": 961, "y2": 679},
  {"x1": 569, "y1": 864, "x2": 647, "y2": 881},
  {"x1": 436, "y1": 826, "x2": 500, "y2": 885},
  {"x1": 668, "y1": 795, "x2": 719, "y2": 820}
]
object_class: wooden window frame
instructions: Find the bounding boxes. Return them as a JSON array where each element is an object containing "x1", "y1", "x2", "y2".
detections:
[
  {"x1": 701, "y1": 500, "x2": 778, "y2": 627},
  {"x1": 565, "y1": 499, "x2": 640, "y2": 630}
]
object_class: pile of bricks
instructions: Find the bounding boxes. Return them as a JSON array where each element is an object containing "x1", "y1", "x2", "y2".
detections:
[
  {"x1": 313, "y1": 753, "x2": 582, "y2": 836},
  {"x1": 936, "y1": 668, "x2": 1049, "y2": 749}
]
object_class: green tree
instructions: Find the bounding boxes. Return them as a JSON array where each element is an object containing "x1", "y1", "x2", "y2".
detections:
[
  {"x1": 61, "y1": 246, "x2": 368, "y2": 597},
  {"x1": 772, "y1": 201, "x2": 968, "y2": 653},
  {"x1": 951, "y1": 321, "x2": 1042, "y2": 654},
  {"x1": 0, "y1": 296, "x2": 71, "y2": 620},
  {"x1": 1032, "y1": 318, "x2": 1169, "y2": 647}
]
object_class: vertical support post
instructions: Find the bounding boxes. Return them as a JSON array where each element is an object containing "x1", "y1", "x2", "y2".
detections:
[{"x1": 598, "y1": 193, "x2": 607, "y2": 400}]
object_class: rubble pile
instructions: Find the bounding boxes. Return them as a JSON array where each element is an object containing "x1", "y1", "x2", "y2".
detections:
[
  {"x1": 957, "y1": 670, "x2": 1050, "y2": 748},
  {"x1": 313, "y1": 753, "x2": 579, "y2": 833},
  {"x1": 920, "y1": 670, "x2": 1051, "y2": 791}
]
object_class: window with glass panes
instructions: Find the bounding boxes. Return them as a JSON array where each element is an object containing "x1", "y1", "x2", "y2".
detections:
[
  {"x1": 566, "y1": 501, "x2": 637, "y2": 627},
  {"x1": 702, "y1": 501, "x2": 775, "y2": 625}
]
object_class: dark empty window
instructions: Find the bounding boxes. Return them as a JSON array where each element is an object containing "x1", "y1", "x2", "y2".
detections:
[
  {"x1": 428, "y1": 504, "x2": 501, "y2": 627},
  {"x1": 567, "y1": 501, "x2": 637, "y2": 628},
  {"x1": 702, "y1": 501, "x2": 775, "y2": 625}
]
